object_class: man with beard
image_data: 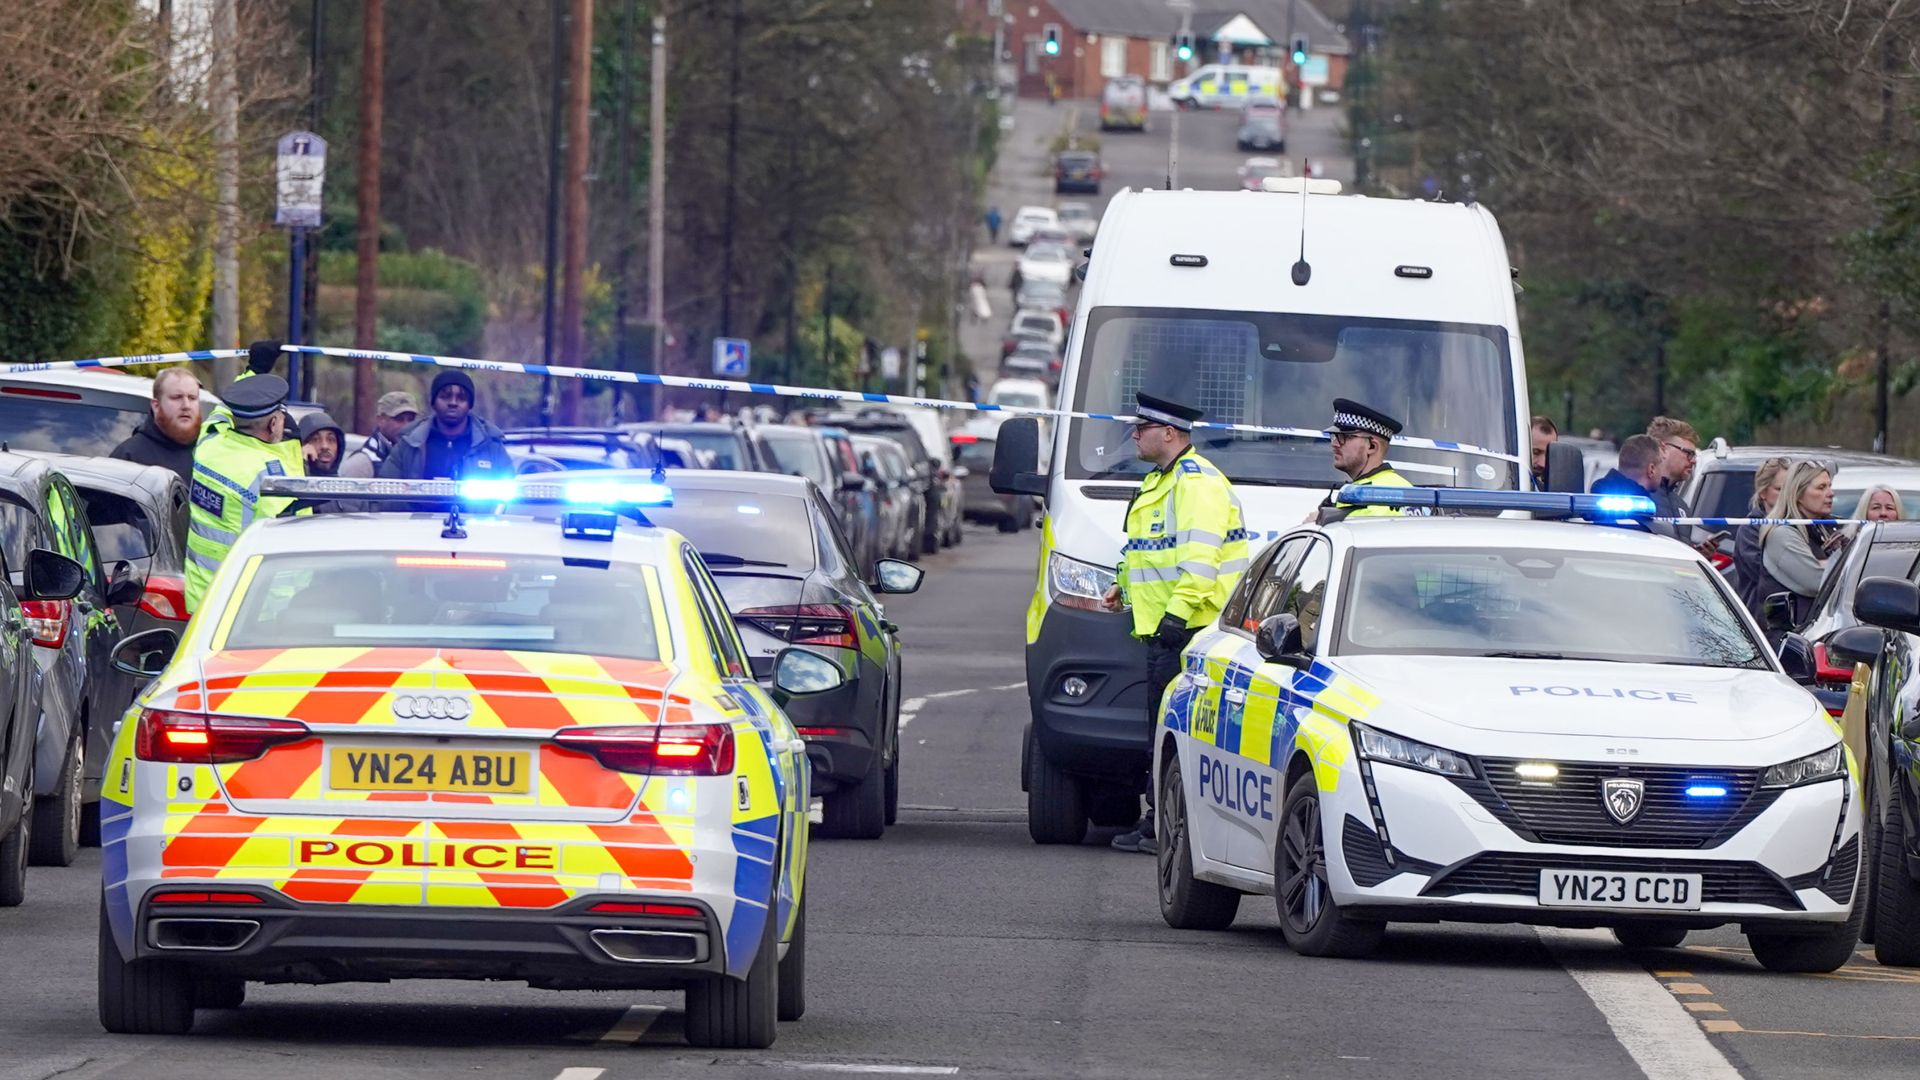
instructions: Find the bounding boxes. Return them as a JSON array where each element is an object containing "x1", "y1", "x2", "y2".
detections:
[{"x1": 111, "y1": 367, "x2": 202, "y2": 485}]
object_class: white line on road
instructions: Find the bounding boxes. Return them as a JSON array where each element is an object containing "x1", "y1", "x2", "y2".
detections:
[
  {"x1": 1537, "y1": 928, "x2": 1742, "y2": 1080},
  {"x1": 552, "y1": 1069, "x2": 607, "y2": 1080},
  {"x1": 735, "y1": 1065, "x2": 959, "y2": 1076},
  {"x1": 900, "y1": 682, "x2": 1026, "y2": 730},
  {"x1": 597, "y1": 1003, "x2": 665, "y2": 1044}
]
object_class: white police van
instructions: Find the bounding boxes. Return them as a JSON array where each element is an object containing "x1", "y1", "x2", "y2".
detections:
[
  {"x1": 1152, "y1": 488, "x2": 1862, "y2": 972},
  {"x1": 990, "y1": 183, "x2": 1552, "y2": 845}
]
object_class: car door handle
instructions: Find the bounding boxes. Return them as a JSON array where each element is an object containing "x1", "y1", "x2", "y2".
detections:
[
  {"x1": 786, "y1": 739, "x2": 807, "y2": 754},
  {"x1": 1223, "y1": 688, "x2": 1247, "y2": 704}
]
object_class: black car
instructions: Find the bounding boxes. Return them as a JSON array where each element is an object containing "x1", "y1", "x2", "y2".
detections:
[
  {"x1": 628, "y1": 422, "x2": 765, "y2": 470},
  {"x1": 1785, "y1": 521, "x2": 1920, "y2": 716},
  {"x1": 621, "y1": 469, "x2": 921, "y2": 839},
  {"x1": 1054, "y1": 150, "x2": 1101, "y2": 194},
  {"x1": 821, "y1": 411, "x2": 949, "y2": 556},
  {"x1": 1806, "y1": 562, "x2": 1920, "y2": 967},
  {"x1": 0, "y1": 454, "x2": 140, "y2": 867},
  {"x1": 23, "y1": 454, "x2": 190, "y2": 639},
  {"x1": 0, "y1": 543, "x2": 86, "y2": 906},
  {"x1": 503, "y1": 428, "x2": 674, "y2": 472}
]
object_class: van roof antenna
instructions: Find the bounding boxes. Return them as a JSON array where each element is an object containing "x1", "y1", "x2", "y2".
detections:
[{"x1": 1290, "y1": 177, "x2": 1312, "y2": 286}]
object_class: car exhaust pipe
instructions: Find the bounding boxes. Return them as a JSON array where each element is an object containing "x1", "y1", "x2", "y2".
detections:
[
  {"x1": 148, "y1": 918, "x2": 261, "y2": 952},
  {"x1": 589, "y1": 929, "x2": 708, "y2": 964}
]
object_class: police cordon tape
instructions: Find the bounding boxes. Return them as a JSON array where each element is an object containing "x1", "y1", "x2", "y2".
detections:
[{"x1": 2, "y1": 343, "x2": 1525, "y2": 466}]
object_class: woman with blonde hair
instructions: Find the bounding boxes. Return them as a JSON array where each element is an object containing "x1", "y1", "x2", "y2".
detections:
[
  {"x1": 1860, "y1": 485, "x2": 1906, "y2": 523},
  {"x1": 1733, "y1": 456, "x2": 1790, "y2": 613},
  {"x1": 1750, "y1": 461, "x2": 1842, "y2": 630}
]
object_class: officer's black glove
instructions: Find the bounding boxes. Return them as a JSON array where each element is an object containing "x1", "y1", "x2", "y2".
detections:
[
  {"x1": 1155, "y1": 613, "x2": 1189, "y2": 646},
  {"x1": 246, "y1": 340, "x2": 284, "y2": 375}
]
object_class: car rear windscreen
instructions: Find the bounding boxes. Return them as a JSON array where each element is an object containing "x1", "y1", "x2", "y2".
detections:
[
  {"x1": 0, "y1": 397, "x2": 141, "y2": 457},
  {"x1": 758, "y1": 432, "x2": 831, "y2": 486},
  {"x1": 642, "y1": 489, "x2": 815, "y2": 572}
]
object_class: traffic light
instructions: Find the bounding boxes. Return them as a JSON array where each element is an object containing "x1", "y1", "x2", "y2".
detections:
[
  {"x1": 1290, "y1": 34, "x2": 1309, "y2": 65},
  {"x1": 1172, "y1": 33, "x2": 1193, "y2": 62},
  {"x1": 1044, "y1": 27, "x2": 1060, "y2": 56}
]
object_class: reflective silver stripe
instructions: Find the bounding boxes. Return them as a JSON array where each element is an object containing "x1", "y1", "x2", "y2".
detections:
[
  {"x1": 1174, "y1": 560, "x2": 1220, "y2": 580},
  {"x1": 186, "y1": 548, "x2": 222, "y2": 571},
  {"x1": 188, "y1": 519, "x2": 239, "y2": 546},
  {"x1": 1217, "y1": 558, "x2": 1250, "y2": 576},
  {"x1": 1127, "y1": 566, "x2": 1185, "y2": 583},
  {"x1": 1173, "y1": 529, "x2": 1224, "y2": 547}
]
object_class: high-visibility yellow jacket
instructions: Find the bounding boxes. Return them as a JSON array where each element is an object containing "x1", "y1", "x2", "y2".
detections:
[
  {"x1": 1318, "y1": 463, "x2": 1412, "y2": 522},
  {"x1": 185, "y1": 416, "x2": 307, "y2": 614},
  {"x1": 1116, "y1": 448, "x2": 1249, "y2": 637}
]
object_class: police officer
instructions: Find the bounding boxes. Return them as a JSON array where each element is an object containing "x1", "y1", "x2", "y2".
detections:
[
  {"x1": 1101, "y1": 392, "x2": 1249, "y2": 854},
  {"x1": 1316, "y1": 397, "x2": 1412, "y2": 524},
  {"x1": 186, "y1": 373, "x2": 307, "y2": 614}
]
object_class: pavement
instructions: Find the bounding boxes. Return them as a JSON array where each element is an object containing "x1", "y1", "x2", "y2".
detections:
[{"x1": 4, "y1": 99, "x2": 1919, "y2": 1080}]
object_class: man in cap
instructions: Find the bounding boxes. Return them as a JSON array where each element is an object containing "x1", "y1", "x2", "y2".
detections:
[
  {"x1": 380, "y1": 369, "x2": 511, "y2": 482},
  {"x1": 1316, "y1": 397, "x2": 1413, "y2": 524},
  {"x1": 185, "y1": 371, "x2": 307, "y2": 614},
  {"x1": 339, "y1": 390, "x2": 419, "y2": 479},
  {"x1": 1100, "y1": 391, "x2": 1249, "y2": 854}
]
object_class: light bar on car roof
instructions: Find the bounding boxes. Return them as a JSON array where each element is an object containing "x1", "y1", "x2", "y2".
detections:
[
  {"x1": 1333, "y1": 485, "x2": 1657, "y2": 519},
  {"x1": 257, "y1": 475, "x2": 673, "y2": 508}
]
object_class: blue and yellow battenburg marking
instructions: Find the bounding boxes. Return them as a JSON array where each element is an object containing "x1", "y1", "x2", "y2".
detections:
[{"x1": 1163, "y1": 641, "x2": 1379, "y2": 792}]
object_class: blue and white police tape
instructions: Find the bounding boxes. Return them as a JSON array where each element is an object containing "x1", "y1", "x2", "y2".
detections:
[{"x1": 0, "y1": 343, "x2": 1524, "y2": 466}]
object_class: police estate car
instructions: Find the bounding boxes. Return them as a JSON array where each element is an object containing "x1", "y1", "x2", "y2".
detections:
[
  {"x1": 96, "y1": 477, "x2": 825, "y2": 1047},
  {"x1": 1152, "y1": 489, "x2": 1864, "y2": 971}
]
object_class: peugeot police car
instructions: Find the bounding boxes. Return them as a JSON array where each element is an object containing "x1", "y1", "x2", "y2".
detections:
[
  {"x1": 1152, "y1": 489, "x2": 1864, "y2": 972},
  {"x1": 96, "y1": 477, "x2": 827, "y2": 1048}
]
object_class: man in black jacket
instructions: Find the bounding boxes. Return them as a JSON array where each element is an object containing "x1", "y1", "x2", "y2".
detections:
[
  {"x1": 379, "y1": 369, "x2": 512, "y2": 482},
  {"x1": 109, "y1": 367, "x2": 201, "y2": 485}
]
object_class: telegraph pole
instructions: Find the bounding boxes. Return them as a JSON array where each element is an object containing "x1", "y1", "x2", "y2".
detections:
[
  {"x1": 212, "y1": 0, "x2": 238, "y2": 383},
  {"x1": 352, "y1": 0, "x2": 384, "y2": 432},
  {"x1": 540, "y1": 0, "x2": 565, "y2": 427},
  {"x1": 557, "y1": 0, "x2": 594, "y2": 425},
  {"x1": 1167, "y1": 0, "x2": 1191, "y2": 189},
  {"x1": 647, "y1": 2, "x2": 668, "y2": 420}
]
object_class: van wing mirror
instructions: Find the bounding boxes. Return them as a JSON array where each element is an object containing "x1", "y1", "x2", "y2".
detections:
[
  {"x1": 1543, "y1": 441, "x2": 1585, "y2": 493},
  {"x1": 1854, "y1": 576, "x2": 1920, "y2": 633},
  {"x1": 989, "y1": 418, "x2": 1047, "y2": 498}
]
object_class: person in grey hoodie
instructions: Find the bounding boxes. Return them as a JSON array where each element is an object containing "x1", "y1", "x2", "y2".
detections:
[{"x1": 339, "y1": 390, "x2": 419, "y2": 478}]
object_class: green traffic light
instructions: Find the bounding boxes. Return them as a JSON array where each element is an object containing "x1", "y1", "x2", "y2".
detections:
[
  {"x1": 1292, "y1": 49, "x2": 1307, "y2": 63},
  {"x1": 1176, "y1": 45, "x2": 1192, "y2": 60},
  {"x1": 1045, "y1": 41, "x2": 1059, "y2": 55}
]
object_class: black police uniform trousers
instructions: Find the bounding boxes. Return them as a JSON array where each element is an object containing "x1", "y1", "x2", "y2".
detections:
[{"x1": 1141, "y1": 625, "x2": 1197, "y2": 819}]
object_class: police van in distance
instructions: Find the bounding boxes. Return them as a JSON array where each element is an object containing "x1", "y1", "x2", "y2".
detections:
[
  {"x1": 991, "y1": 183, "x2": 1563, "y2": 847},
  {"x1": 1152, "y1": 488, "x2": 1862, "y2": 971}
]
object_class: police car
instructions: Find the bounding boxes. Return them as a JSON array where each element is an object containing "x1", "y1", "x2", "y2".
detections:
[
  {"x1": 96, "y1": 477, "x2": 823, "y2": 1047},
  {"x1": 1152, "y1": 489, "x2": 1864, "y2": 971}
]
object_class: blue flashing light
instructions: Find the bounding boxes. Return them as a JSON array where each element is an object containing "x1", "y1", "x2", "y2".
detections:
[
  {"x1": 459, "y1": 478, "x2": 518, "y2": 502},
  {"x1": 561, "y1": 479, "x2": 673, "y2": 507},
  {"x1": 1333, "y1": 485, "x2": 1659, "y2": 520},
  {"x1": 1684, "y1": 785, "x2": 1729, "y2": 798}
]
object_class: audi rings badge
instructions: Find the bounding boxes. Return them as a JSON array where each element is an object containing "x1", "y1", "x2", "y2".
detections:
[{"x1": 392, "y1": 694, "x2": 474, "y2": 722}]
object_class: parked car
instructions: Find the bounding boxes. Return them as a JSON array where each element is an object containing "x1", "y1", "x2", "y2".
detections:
[
  {"x1": 0, "y1": 369, "x2": 221, "y2": 457},
  {"x1": 0, "y1": 454, "x2": 140, "y2": 867},
  {"x1": 817, "y1": 426, "x2": 883, "y2": 577},
  {"x1": 1238, "y1": 156, "x2": 1294, "y2": 190},
  {"x1": 502, "y1": 428, "x2": 672, "y2": 471},
  {"x1": 986, "y1": 377, "x2": 1053, "y2": 413},
  {"x1": 20, "y1": 454, "x2": 189, "y2": 639},
  {"x1": 623, "y1": 469, "x2": 923, "y2": 838},
  {"x1": 852, "y1": 434, "x2": 917, "y2": 561},
  {"x1": 824, "y1": 409, "x2": 958, "y2": 553},
  {"x1": 1000, "y1": 352, "x2": 1054, "y2": 385},
  {"x1": 1099, "y1": 75, "x2": 1148, "y2": 131},
  {"x1": 1013, "y1": 241, "x2": 1074, "y2": 292},
  {"x1": 1003, "y1": 309, "x2": 1066, "y2": 357},
  {"x1": 953, "y1": 430, "x2": 1033, "y2": 532},
  {"x1": 1789, "y1": 519, "x2": 1920, "y2": 718},
  {"x1": 1236, "y1": 101, "x2": 1286, "y2": 152},
  {"x1": 1007, "y1": 205, "x2": 1059, "y2": 247},
  {"x1": 627, "y1": 421, "x2": 765, "y2": 470},
  {"x1": 1054, "y1": 150, "x2": 1102, "y2": 194},
  {"x1": 0, "y1": 542, "x2": 84, "y2": 905},
  {"x1": 1015, "y1": 279, "x2": 1072, "y2": 325},
  {"x1": 1830, "y1": 465, "x2": 1920, "y2": 518},
  {"x1": 749, "y1": 424, "x2": 874, "y2": 557},
  {"x1": 1682, "y1": 441, "x2": 1920, "y2": 568},
  {"x1": 1057, "y1": 202, "x2": 1099, "y2": 245}
]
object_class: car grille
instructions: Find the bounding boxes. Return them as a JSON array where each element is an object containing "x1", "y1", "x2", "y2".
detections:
[
  {"x1": 1466, "y1": 759, "x2": 1783, "y2": 849},
  {"x1": 1788, "y1": 835, "x2": 1859, "y2": 905},
  {"x1": 1421, "y1": 852, "x2": 1804, "y2": 910},
  {"x1": 1340, "y1": 814, "x2": 1441, "y2": 888}
]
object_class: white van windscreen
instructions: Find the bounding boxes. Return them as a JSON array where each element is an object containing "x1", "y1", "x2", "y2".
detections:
[{"x1": 1067, "y1": 309, "x2": 1517, "y2": 488}]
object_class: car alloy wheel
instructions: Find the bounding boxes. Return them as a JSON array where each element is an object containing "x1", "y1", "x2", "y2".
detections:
[{"x1": 1278, "y1": 788, "x2": 1327, "y2": 935}]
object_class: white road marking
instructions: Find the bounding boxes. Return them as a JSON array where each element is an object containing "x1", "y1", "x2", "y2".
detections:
[
  {"x1": 739, "y1": 1066, "x2": 959, "y2": 1076},
  {"x1": 900, "y1": 682, "x2": 1025, "y2": 730},
  {"x1": 1537, "y1": 928, "x2": 1742, "y2": 1080},
  {"x1": 598, "y1": 1003, "x2": 665, "y2": 1044},
  {"x1": 553, "y1": 1069, "x2": 607, "y2": 1080}
]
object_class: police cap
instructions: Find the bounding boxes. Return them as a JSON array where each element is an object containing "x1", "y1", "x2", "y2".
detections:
[
  {"x1": 223, "y1": 374, "x2": 291, "y2": 420},
  {"x1": 1326, "y1": 397, "x2": 1403, "y2": 440},
  {"x1": 1134, "y1": 391, "x2": 1203, "y2": 432}
]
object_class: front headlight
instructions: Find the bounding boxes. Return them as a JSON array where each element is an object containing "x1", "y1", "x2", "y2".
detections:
[
  {"x1": 1351, "y1": 722, "x2": 1475, "y2": 779},
  {"x1": 1761, "y1": 744, "x2": 1845, "y2": 788},
  {"x1": 1047, "y1": 551, "x2": 1115, "y2": 612}
]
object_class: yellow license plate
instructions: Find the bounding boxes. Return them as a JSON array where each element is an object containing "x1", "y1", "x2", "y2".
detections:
[{"x1": 328, "y1": 747, "x2": 531, "y2": 794}]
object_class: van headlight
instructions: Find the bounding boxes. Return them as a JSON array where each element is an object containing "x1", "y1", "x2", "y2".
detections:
[
  {"x1": 1047, "y1": 552, "x2": 1115, "y2": 613},
  {"x1": 1351, "y1": 722, "x2": 1475, "y2": 778},
  {"x1": 1760, "y1": 744, "x2": 1845, "y2": 788}
]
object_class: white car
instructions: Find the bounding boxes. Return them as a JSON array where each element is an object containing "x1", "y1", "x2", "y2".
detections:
[
  {"x1": 1153, "y1": 491, "x2": 1864, "y2": 972},
  {"x1": 1005, "y1": 308, "x2": 1066, "y2": 354},
  {"x1": 1007, "y1": 206, "x2": 1059, "y2": 247},
  {"x1": 987, "y1": 377, "x2": 1052, "y2": 413},
  {"x1": 1014, "y1": 242, "x2": 1074, "y2": 289},
  {"x1": 1057, "y1": 202, "x2": 1099, "y2": 244}
]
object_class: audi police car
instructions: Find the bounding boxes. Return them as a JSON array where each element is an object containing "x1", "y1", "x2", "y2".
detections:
[
  {"x1": 97, "y1": 477, "x2": 824, "y2": 1047},
  {"x1": 1152, "y1": 489, "x2": 1864, "y2": 971}
]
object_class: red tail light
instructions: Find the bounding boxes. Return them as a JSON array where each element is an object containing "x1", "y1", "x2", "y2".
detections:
[
  {"x1": 1813, "y1": 643, "x2": 1855, "y2": 684},
  {"x1": 20, "y1": 599, "x2": 68, "y2": 648},
  {"x1": 139, "y1": 574, "x2": 189, "y2": 621},
  {"x1": 1708, "y1": 551, "x2": 1733, "y2": 571},
  {"x1": 795, "y1": 726, "x2": 849, "y2": 738},
  {"x1": 552, "y1": 724, "x2": 735, "y2": 776},
  {"x1": 738, "y1": 604, "x2": 858, "y2": 649},
  {"x1": 951, "y1": 434, "x2": 979, "y2": 445},
  {"x1": 588, "y1": 900, "x2": 705, "y2": 918},
  {"x1": 150, "y1": 891, "x2": 264, "y2": 904},
  {"x1": 134, "y1": 709, "x2": 311, "y2": 764}
]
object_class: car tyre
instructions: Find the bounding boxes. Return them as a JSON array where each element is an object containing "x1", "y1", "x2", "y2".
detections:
[
  {"x1": 883, "y1": 743, "x2": 900, "y2": 827},
  {"x1": 684, "y1": 902, "x2": 779, "y2": 1048},
  {"x1": 1872, "y1": 801, "x2": 1920, "y2": 965},
  {"x1": 1747, "y1": 857, "x2": 1866, "y2": 973},
  {"x1": 0, "y1": 762, "x2": 28, "y2": 908},
  {"x1": 1025, "y1": 728, "x2": 1088, "y2": 845},
  {"x1": 1157, "y1": 757, "x2": 1240, "y2": 930},
  {"x1": 195, "y1": 976, "x2": 246, "y2": 1010},
  {"x1": 1611, "y1": 924, "x2": 1689, "y2": 950},
  {"x1": 819, "y1": 749, "x2": 886, "y2": 840},
  {"x1": 776, "y1": 885, "x2": 806, "y2": 1022},
  {"x1": 1275, "y1": 769, "x2": 1385, "y2": 958},
  {"x1": 98, "y1": 899, "x2": 196, "y2": 1034},
  {"x1": 31, "y1": 729, "x2": 83, "y2": 866},
  {"x1": 997, "y1": 516, "x2": 1020, "y2": 533}
]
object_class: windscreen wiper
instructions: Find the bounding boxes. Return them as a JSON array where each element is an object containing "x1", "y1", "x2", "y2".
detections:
[
  {"x1": 1479, "y1": 650, "x2": 1566, "y2": 660},
  {"x1": 700, "y1": 553, "x2": 788, "y2": 568}
]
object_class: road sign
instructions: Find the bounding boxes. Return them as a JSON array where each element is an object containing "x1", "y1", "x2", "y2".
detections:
[
  {"x1": 712, "y1": 337, "x2": 750, "y2": 377},
  {"x1": 1300, "y1": 56, "x2": 1331, "y2": 87},
  {"x1": 274, "y1": 131, "x2": 327, "y2": 229}
]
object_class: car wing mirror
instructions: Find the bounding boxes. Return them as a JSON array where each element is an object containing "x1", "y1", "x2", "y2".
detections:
[
  {"x1": 1777, "y1": 632, "x2": 1818, "y2": 685},
  {"x1": 106, "y1": 560, "x2": 143, "y2": 607},
  {"x1": 23, "y1": 548, "x2": 85, "y2": 602},
  {"x1": 1761, "y1": 591, "x2": 1798, "y2": 633},
  {"x1": 112, "y1": 626, "x2": 180, "y2": 679},
  {"x1": 1254, "y1": 613, "x2": 1309, "y2": 668},
  {"x1": 771, "y1": 647, "x2": 847, "y2": 699},
  {"x1": 1543, "y1": 441, "x2": 1585, "y2": 493},
  {"x1": 1825, "y1": 624, "x2": 1885, "y2": 668},
  {"x1": 1854, "y1": 576, "x2": 1920, "y2": 633},
  {"x1": 872, "y1": 559, "x2": 924, "y2": 595}
]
